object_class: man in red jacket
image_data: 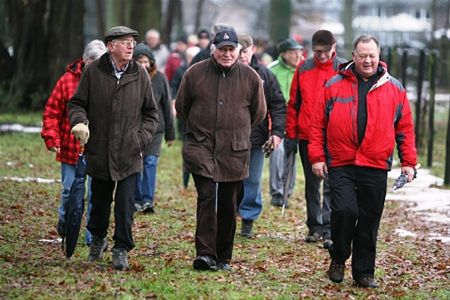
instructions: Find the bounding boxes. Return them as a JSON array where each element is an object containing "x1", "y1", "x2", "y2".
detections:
[
  {"x1": 308, "y1": 34, "x2": 417, "y2": 288},
  {"x1": 285, "y1": 30, "x2": 346, "y2": 248}
]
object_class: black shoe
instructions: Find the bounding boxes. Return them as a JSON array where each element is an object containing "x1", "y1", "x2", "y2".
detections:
[
  {"x1": 355, "y1": 276, "x2": 378, "y2": 288},
  {"x1": 193, "y1": 255, "x2": 218, "y2": 271},
  {"x1": 56, "y1": 220, "x2": 65, "y2": 238},
  {"x1": 327, "y1": 260, "x2": 345, "y2": 283},
  {"x1": 112, "y1": 248, "x2": 129, "y2": 271},
  {"x1": 305, "y1": 232, "x2": 321, "y2": 243},
  {"x1": 270, "y1": 195, "x2": 283, "y2": 207},
  {"x1": 241, "y1": 219, "x2": 253, "y2": 238},
  {"x1": 217, "y1": 262, "x2": 232, "y2": 271}
]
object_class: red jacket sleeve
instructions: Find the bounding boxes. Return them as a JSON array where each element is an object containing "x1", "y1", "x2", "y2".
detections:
[
  {"x1": 285, "y1": 64, "x2": 301, "y2": 139},
  {"x1": 307, "y1": 88, "x2": 327, "y2": 164},
  {"x1": 395, "y1": 91, "x2": 417, "y2": 167},
  {"x1": 41, "y1": 78, "x2": 66, "y2": 149}
]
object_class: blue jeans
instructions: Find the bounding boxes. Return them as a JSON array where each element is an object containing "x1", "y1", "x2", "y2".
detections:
[
  {"x1": 60, "y1": 163, "x2": 92, "y2": 245},
  {"x1": 135, "y1": 155, "x2": 159, "y2": 207},
  {"x1": 239, "y1": 148, "x2": 265, "y2": 220}
]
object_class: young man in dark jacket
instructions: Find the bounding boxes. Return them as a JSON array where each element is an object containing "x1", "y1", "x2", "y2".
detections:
[
  {"x1": 237, "y1": 33, "x2": 286, "y2": 238},
  {"x1": 69, "y1": 26, "x2": 158, "y2": 271}
]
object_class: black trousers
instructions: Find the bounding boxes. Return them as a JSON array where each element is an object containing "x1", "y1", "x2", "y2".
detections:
[
  {"x1": 87, "y1": 173, "x2": 138, "y2": 250},
  {"x1": 299, "y1": 139, "x2": 331, "y2": 237},
  {"x1": 192, "y1": 173, "x2": 242, "y2": 264},
  {"x1": 328, "y1": 165, "x2": 387, "y2": 280}
]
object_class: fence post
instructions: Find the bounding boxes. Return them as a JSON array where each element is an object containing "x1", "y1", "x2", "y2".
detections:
[
  {"x1": 415, "y1": 50, "x2": 425, "y2": 153},
  {"x1": 400, "y1": 48, "x2": 408, "y2": 87},
  {"x1": 445, "y1": 92, "x2": 450, "y2": 185},
  {"x1": 427, "y1": 51, "x2": 437, "y2": 168}
]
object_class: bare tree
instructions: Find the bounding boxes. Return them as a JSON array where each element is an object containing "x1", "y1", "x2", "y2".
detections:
[{"x1": 341, "y1": 0, "x2": 354, "y2": 58}]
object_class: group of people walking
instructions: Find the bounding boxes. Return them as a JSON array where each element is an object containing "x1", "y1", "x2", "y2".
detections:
[{"x1": 42, "y1": 23, "x2": 417, "y2": 289}]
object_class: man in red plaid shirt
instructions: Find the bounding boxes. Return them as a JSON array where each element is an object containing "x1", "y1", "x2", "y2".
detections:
[{"x1": 41, "y1": 40, "x2": 106, "y2": 245}]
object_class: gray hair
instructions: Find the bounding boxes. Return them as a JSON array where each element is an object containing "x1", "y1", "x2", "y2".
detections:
[
  {"x1": 83, "y1": 39, "x2": 107, "y2": 63},
  {"x1": 352, "y1": 34, "x2": 380, "y2": 51}
]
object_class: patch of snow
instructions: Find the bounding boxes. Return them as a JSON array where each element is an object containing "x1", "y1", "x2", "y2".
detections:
[
  {"x1": 394, "y1": 228, "x2": 417, "y2": 238},
  {"x1": 1, "y1": 176, "x2": 60, "y2": 184},
  {"x1": 0, "y1": 124, "x2": 41, "y2": 133}
]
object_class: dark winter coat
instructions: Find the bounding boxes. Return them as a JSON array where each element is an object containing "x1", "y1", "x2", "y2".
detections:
[
  {"x1": 145, "y1": 70, "x2": 175, "y2": 156},
  {"x1": 249, "y1": 56, "x2": 286, "y2": 147},
  {"x1": 69, "y1": 53, "x2": 159, "y2": 181},
  {"x1": 175, "y1": 57, "x2": 267, "y2": 182}
]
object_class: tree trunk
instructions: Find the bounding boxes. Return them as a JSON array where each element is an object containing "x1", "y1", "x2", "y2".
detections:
[
  {"x1": 269, "y1": 0, "x2": 291, "y2": 43},
  {"x1": 163, "y1": 0, "x2": 183, "y2": 45},
  {"x1": 194, "y1": 0, "x2": 205, "y2": 33},
  {"x1": 130, "y1": 0, "x2": 162, "y2": 42}
]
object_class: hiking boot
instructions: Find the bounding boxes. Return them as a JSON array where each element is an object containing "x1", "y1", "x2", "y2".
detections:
[
  {"x1": 322, "y1": 239, "x2": 333, "y2": 249},
  {"x1": 217, "y1": 262, "x2": 232, "y2": 272},
  {"x1": 56, "y1": 220, "x2": 65, "y2": 238},
  {"x1": 305, "y1": 232, "x2": 321, "y2": 243},
  {"x1": 193, "y1": 255, "x2": 218, "y2": 271},
  {"x1": 112, "y1": 248, "x2": 129, "y2": 271},
  {"x1": 141, "y1": 202, "x2": 155, "y2": 214},
  {"x1": 327, "y1": 260, "x2": 345, "y2": 283},
  {"x1": 241, "y1": 219, "x2": 253, "y2": 238},
  {"x1": 355, "y1": 276, "x2": 378, "y2": 288},
  {"x1": 88, "y1": 236, "x2": 108, "y2": 261}
]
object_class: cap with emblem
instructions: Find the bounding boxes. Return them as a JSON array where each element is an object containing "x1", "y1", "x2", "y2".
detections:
[
  {"x1": 104, "y1": 26, "x2": 139, "y2": 43},
  {"x1": 238, "y1": 33, "x2": 254, "y2": 50},
  {"x1": 213, "y1": 28, "x2": 238, "y2": 48}
]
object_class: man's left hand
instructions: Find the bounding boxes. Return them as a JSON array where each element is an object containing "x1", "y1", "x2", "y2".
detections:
[
  {"x1": 401, "y1": 166, "x2": 415, "y2": 182},
  {"x1": 271, "y1": 135, "x2": 282, "y2": 149}
]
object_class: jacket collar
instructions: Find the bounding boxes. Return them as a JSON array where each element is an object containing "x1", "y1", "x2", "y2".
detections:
[
  {"x1": 340, "y1": 61, "x2": 391, "y2": 90},
  {"x1": 211, "y1": 56, "x2": 239, "y2": 75},
  {"x1": 97, "y1": 53, "x2": 139, "y2": 75}
]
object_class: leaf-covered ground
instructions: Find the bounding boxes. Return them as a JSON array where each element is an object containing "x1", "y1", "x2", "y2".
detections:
[{"x1": 0, "y1": 132, "x2": 449, "y2": 299}]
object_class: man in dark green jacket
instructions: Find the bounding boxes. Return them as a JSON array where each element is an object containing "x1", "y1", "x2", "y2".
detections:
[{"x1": 69, "y1": 26, "x2": 158, "y2": 271}]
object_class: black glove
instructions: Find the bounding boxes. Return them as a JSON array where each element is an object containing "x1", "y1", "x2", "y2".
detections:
[{"x1": 284, "y1": 138, "x2": 298, "y2": 155}]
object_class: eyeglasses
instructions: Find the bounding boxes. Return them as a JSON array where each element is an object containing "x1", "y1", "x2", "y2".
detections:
[{"x1": 114, "y1": 39, "x2": 137, "y2": 47}]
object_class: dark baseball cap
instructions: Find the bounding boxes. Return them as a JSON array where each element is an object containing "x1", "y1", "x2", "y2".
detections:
[
  {"x1": 104, "y1": 26, "x2": 139, "y2": 43},
  {"x1": 213, "y1": 28, "x2": 238, "y2": 48}
]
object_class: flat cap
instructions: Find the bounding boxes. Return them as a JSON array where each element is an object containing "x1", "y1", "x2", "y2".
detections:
[
  {"x1": 104, "y1": 26, "x2": 139, "y2": 43},
  {"x1": 277, "y1": 38, "x2": 303, "y2": 53},
  {"x1": 238, "y1": 33, "x2": 254, "y2": 49}
]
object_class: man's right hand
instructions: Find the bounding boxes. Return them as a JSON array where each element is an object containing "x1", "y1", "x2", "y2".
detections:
[
  {"x1": 312, "y1": 162, "x2": 328, "y2": 179},
  {"x1": 284, "y1": 138, "x2": 298, "y2": 155},
  {"x1": 71, "y1": 123, "x2": 90, "y2": 146}
]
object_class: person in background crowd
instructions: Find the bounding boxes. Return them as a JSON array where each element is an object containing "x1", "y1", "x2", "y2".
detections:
[
  {"x1": 69, "y1": 26, "x2": 158, "y2": 271},
  {"x1": 144, "y1": 28, "x2": 170, "y2": 72},
  {"x1": 197, "y1": 29, "x2": 210, "y2": 50},
  {"x1": 134, "y1": 43, "x2": 175, "y2": 214},
  {"x1": 41, "y1": 39, "x2": 106, "y2": 246},
  {"x1": 285, "y1": 30, "x2": 346, "y2": 248},
  {"x1": 165, "y1": 35, "x2": 188, "y2": 83},
  {"x1": 267, "y1": 38, "x2": 304, "y2": 207},
  {"x1": 175, "y1": 28, "x2": 266, "y2": 271},
  {"x1": 190, "y1": 24, "x2": 232, "y2": 65},
  {"x1": 170, "y1": 46, "x2": 201, "y2": 188},
  {"x1": 253, "y1": 37, "x2": 273, "y2": 66},
  {"x1": 237, "y1": 33, "x2": 286, "y2": 238},
  {"x1": 309, "y1": 34, "x2": 417, "y2": 288}
]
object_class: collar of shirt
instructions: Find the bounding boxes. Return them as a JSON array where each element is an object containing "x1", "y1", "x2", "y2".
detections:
[{"x1": 109, "y1": 54, "x2": 129, "y2": 79}]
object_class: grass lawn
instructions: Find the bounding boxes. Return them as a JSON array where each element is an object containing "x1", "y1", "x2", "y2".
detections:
[{"x1": 0, "y1": 114, "x2": 449, "y2": 299}]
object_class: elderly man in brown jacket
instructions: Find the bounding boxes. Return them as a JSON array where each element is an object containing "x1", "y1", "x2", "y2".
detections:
[
  {"x1": 69, "y1": 26, "x2": 158, "y2": 271},
  {"x1": 176, "y1": 28, "x2": 266, "y2": 271}
]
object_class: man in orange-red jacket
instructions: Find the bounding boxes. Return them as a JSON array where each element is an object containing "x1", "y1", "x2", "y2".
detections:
[
  {"x1": 308, "y1": 34, "x2": 417, "y2": 288},
  {"x1": 285, "y1": 30, "x2": 346, "y2": 248}
]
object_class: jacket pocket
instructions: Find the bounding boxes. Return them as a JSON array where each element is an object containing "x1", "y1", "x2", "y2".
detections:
[
  {"x1": 186, "y1": 131, "x2": 206, "y2": 142},
  {"x1": 231, "y1": 138, "x2": 250, "y2": 151}
]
